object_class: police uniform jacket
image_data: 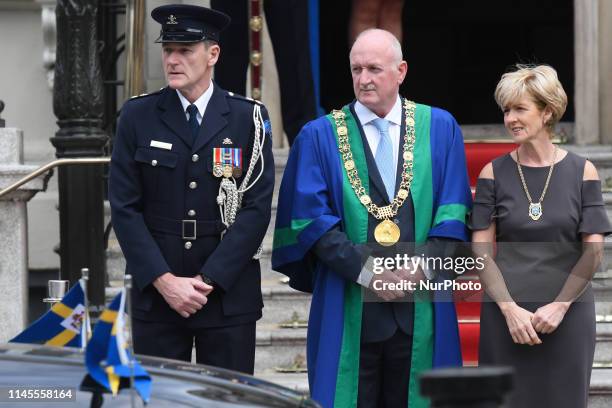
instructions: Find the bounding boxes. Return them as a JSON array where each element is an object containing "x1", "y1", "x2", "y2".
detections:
[{"x1": 109, "y1": 83, "x2": 274, "y2": 327}]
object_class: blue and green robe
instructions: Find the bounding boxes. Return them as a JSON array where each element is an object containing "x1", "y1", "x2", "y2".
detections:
[{"x1": 272, "y1": 101, "x2": 471, "y2": 408}]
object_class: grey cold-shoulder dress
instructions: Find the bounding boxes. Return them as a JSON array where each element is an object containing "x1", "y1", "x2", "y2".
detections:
[{"x1": 471, "y1": 151, "x2": 612, "y2": 408}]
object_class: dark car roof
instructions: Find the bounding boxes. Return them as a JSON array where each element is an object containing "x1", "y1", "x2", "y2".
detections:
[{"x1": 0, "y1": 344, "x2": 319, "y2": 407}]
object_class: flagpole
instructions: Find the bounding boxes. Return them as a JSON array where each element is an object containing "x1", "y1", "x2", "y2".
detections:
[
  {"x1": 124, "y1": 274, "x2": 136, "y2": 408},
  {"x1": 80, "y1": 268, "x2": 91, "y2": 351}
]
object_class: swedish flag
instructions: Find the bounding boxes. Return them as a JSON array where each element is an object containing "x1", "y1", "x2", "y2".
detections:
[
  {"x1": 85, "y1": 289, "x2": 151, "y2": 403},
  {"x1": 10, "y1": 281, "x2": 88, "y2": 348}
]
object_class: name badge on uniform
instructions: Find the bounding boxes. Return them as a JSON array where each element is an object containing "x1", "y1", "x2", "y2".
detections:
[
  {"x1": 150, "y1": 140, "x2": 172, "y2": 150},
  {"x1": 213, "y1": 147, "x2": 242, "y2": 178}
]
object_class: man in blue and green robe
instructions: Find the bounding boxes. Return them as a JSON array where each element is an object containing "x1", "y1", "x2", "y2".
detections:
[{"x1": 272, "y1": 29, "x2": 471, "y2": 408}]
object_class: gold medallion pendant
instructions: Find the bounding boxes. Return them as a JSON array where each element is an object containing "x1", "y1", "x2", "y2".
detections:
[
  {"x1": 331, "y1": 99, "x2": 416, "y2": 246},
  {"x1": 374, "y1": 219, "x2": 400, "y2": 246},
  {"x1": 516, "y1": 146, "x2": 557, "y2": 222},
  {"x1": 528, "y1": 202, "x2": 542, "y2": 221}
]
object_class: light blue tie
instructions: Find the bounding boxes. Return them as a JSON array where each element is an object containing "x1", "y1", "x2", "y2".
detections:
[{"x1": 372, "y1": 118, "x2": 396, "y2": 201}]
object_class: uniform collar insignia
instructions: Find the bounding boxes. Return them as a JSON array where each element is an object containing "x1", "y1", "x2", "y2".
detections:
[
  {"x1": 222, "y1": 138, "x2": 233, "y2": 145},
  {"x1": 167, "y1": 15, "x2": 178, "y2": 25}
]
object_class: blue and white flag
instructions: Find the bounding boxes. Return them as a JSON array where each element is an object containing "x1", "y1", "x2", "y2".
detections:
[
  {"x1": 85, "y1": 289, "x2": 151, "y2": 403},
  {"x1": 10, "y1": 281, "x2": 89, "y2": 348}
]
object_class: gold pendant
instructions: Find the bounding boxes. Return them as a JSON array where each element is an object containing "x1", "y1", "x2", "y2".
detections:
[
  {"x1": 529, "y1": 202, "x2": 542, "y2": 221},
  {"x1": 374, "y1": 219, "x2": 400, "y2": 246}
]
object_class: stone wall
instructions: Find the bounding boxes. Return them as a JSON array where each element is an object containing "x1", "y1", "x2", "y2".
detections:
[
  {"x1": 0, "y1": 128, "x2": 48, "y2": 341},
  {"x1": 0, "y1": 4, "x2": 59, "y2": 271}
]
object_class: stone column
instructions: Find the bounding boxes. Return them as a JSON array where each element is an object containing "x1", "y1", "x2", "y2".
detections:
[
  {"x1": 600, "y1": 0, "x2": 612, "y2": 144},
  {"x1": 574, "y1": 0, "x2": 599, "y2": 145},
  {"x1": 0, "y1": 128, "x2": 49, "y2": 342}
]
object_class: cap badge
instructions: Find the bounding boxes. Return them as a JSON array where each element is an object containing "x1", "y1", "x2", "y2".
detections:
[{"x1": 167, "y1": 14, "x2": 178, "y2": 25}]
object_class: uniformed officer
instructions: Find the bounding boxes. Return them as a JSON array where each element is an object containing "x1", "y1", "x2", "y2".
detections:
[{"x1": 109, "y1": 4, "x2": 274, "y2": 374}]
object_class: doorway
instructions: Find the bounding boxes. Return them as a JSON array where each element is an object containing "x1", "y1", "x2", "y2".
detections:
[{"x1": 319, "y1": 0, "x2": 574, "y2": 125}]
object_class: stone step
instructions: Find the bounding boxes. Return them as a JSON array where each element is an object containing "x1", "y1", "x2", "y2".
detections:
[
  {"x1": 588, "y1": 368, "x2": 612, "y2": 408},
  {"x1": 565, "y1": 146, "x2": 612, "y2": 188},
  {"x1": 605, "y1": 193, "x2": 612, "y2": 222},
  {"x1": 596, "y1": 302, "x2": 612, "y2": 317},
  {"x1": 255, "y1": 324, "x2": 307, "y2": 373},
  {"x1": 600, "y1": 240, "x2": 612, "y2": 277},
  {"x1": 261, "y1": 280, "x2": 311, "y2": 326},
  {"x1": 261, "y1": 251, "x2": 284, "y2": 282},
  {"x1": 595, "y1": 323, "x2": 612, "y2": 365},
  {"x1": 594, "y1": 268, "x2": 612, "y2": 310},
  {"x1": 105, "y1": 285, "x2": 122, "y2": 300},
  {"x1": 259, "y1": 251, "x2": 275, "y2": 281},
  {"x1": 106, "y1": 238, "x2": 125, "y2": 284}
]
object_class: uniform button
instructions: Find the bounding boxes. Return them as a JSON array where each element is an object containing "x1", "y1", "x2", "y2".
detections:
[
  {"x1": 187, "y1": 209, "x2": 196, "y2": 217},
  {"x1": 184, "y1": 241, "x2": 192, "y2": 250},
  {"x1": 189, "y1": 181, "x2": 197, "y2": 189},
  {"x1": 192, "y1": 154, "x2": 199, "y2": 162},
  {"x1": 151, "y1": 160, "x2": 158, "y2": 166}
]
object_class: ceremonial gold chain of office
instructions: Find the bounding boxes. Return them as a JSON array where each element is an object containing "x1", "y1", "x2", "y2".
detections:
[
  {"x1": 516, "y1": 145, "x2": 557, "y2": 221},
  {"x1": 331, "y1": 99, "x2": 416, "y2": 244}
]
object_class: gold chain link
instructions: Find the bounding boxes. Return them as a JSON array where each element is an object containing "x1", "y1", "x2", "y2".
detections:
[
  {"x1": 516, "y1": 145, "x2": 557, "y2": 204},
  {"x1": 331, "y1": 99, "x2": 416, "y2": 220}
]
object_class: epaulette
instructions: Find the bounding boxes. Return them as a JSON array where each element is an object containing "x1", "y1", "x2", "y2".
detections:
[
  {"x1": 129, "y1": 88, "x2": 163, "y2": 101},
  {"x1": 227, "y1": 91, "x2": 263, "y2": 105}
]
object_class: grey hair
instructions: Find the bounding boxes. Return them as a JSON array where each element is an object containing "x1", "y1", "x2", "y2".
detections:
[
  {"x1": 203, "y1": 39, "x2": 217, "y2": 49},
  {"x1": 351, "y1": 28, "x2": 403, "y2": 64}
]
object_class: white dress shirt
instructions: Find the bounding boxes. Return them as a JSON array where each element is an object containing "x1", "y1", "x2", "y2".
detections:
[
  {"x1": 176, "y1": 80, "x2": 214, "y2": 125},
  {"x1": 354, "y1": 95, "x2": 402, "y2": 173}
]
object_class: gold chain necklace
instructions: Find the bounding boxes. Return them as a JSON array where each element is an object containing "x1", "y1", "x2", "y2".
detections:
[
  {"x1": 331, "y1": 99, "x2": 416, "y2": 246},
  {"x1": 516, "y1": 146, "x2": 557, "y2": 221}
]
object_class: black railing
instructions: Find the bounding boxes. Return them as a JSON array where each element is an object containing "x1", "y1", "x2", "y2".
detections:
[
  {"x1": 98, "y1": 0, "x2": 127, "y2": 201},
  {"x1": 98, "y1": 0, "x2": 126, "y2": 145},
  {"x1": 0, "y1": 100, "x2": 5, "y2": 128}
]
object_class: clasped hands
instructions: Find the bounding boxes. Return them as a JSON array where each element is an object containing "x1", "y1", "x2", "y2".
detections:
[
  {"x1": 500, "y1": 301, "x2": 570, "y2": 346},
  {"x1": 368, "y1": 262, "x2": 425, "y2": 301},
  {"x1": 153, "y1": 272, "x2": 214, "y2": 318}
]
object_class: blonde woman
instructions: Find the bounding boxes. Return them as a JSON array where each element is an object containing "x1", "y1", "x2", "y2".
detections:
[{"x1": 471, "y1": 64, "x2": 611, "y2": 407}]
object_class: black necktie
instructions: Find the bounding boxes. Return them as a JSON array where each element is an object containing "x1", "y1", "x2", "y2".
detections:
[{"x1": 186, "y1": 104, "x2": 199, "y2": 144}]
